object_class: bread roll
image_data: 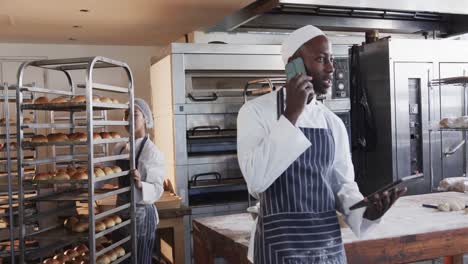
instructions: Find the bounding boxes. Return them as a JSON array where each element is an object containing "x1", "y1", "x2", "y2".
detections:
[
  {"x1": 50, "y1": 97, "x2": 68, "y2": 103},
  {"x1": 47, "y1": 133, "x2": 69, "y2": 142},
  {"x1": 95, "y1": 221, "x2": 106, "y2": 232},
  {"x1": 107, "y1": 251, "x2": 118, "y2": 261},
  {"x1": 56, "y1": 168, "x2": 67, "y2": 174},
  {"x1": 64, "y1": 216, "x2": 79, "y2": 229},
  {"x1": 103, "y1": 167, "x2": 114, "y2": 175},
  {"x1": 115, "y1": 246, "x2": 125, "y2": 257},
  {"x1": 31, "y1": 135, "x2": 48, "y2": 143},
  {"x1": 93, "y1": 133, "x2": 102, "y2": 140},
  {"x1": 100, "y1": 132, "x2": 111, "y2": 139},
  {"x1": 69, "y1": 132, "x2": 87, "y2": 142},
  {"x1": 23, "y1": 117, "x2": 33, "y2": 124},
  {"x1": 96, "y1": 245, "x2": 105, "y2": 251},
  {"x1": 43, "y1": 258, "x2": 60, "y2": 264},
  {"x1": 109, "y1": 132, "x2": 121, "y2": 139},
  {"x1": 64, "y1": 249, "x2": 80, "y2": 258},
  {"x1": 111, "y1": 166, "x2": 122, "y2": 173},
  {"x1": 53, "y1": 254, "x2": 71, "y2": 262},
  {"x1": 34, "y1": 96, "x2": 49, "y2": 104},
  {"x1": 9, "y1": 142, "x2": 17, "y2": 150},
  {"x1": 71, "y1": 171, "x2": 88, "y2": 180},
  {"x1": 75, "y1": 167, "x2": 86, "y2": 172},
  {"x1": 100, "y1": 97, "x2": 112, "y2": 103},
  {"x1": 74, "y1": 244, "x2": 89, "y2": 255},
  {"x1": 103, "y1": 218, "x2": 115, "y2": 228},
  {"x1": 112, "y1": 98, "x2": 120, "y2": 104},
  {"x1": 53, "y1": 171, "x2": 70, "y2": 180},
  {"x1": 67, "y1": 166, "x2": 77, "y2": 175},
  {"x1": 94, "y1": 168, "x2": 106, "y2": 178},
  {"x1": 96, "y1": 255, "x2": 111, "y2": 264},
  {"x1": 34, "y1": 172, "x2": 51, "y2": 181},
  {"x1": 93, "y1": 96, "x2": 101, "y2": 102},
  {"x1": 72, "y1": 222, "x2": 88, "y2": 233},
  {"x1": 71, "y1": 95, "x2": 86, "y2": 103},
  {"x1": 111, "y1": 215, "x2": 122, "y2": 224}
]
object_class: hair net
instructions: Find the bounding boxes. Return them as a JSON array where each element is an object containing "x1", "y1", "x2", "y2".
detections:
[
  {"x1": 134, "y1": 98, "x2": 154, "y2": 128},
  {"x1": 281, "y1": 25, "x2": 325, "y2": 65}
]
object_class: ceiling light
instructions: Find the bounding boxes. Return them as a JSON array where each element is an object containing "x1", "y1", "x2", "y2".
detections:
[{"x1": 79, "y1": 9, "x2": 89, "y2": 13}]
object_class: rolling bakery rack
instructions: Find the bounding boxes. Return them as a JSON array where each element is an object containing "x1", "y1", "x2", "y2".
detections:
[
  {"x1": 0, "y1": 83, "x2": 36, "y2": 264},
  {"x1": 429, "y1": 76, "x2": 468, "y2": 192},
  {"x1": 15, "y1": 57, "x2": 137, "y2": 263}
]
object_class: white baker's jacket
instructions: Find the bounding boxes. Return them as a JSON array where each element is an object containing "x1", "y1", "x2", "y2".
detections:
[
  {"x1": 237, "y1": 90, "x2": 381, "y2": 262},
  {"x1": 114, "y1": 137, "x2": 166, "y2": 205}
]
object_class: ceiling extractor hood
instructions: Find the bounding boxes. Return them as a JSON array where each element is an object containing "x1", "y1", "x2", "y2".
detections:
[{"x1": 210, "y1": 0, "x2": 468, "y2": 37}]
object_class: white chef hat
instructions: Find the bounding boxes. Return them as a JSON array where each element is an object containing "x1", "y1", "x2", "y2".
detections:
[{"x1": 281, "y1": 25, "x2": 325, "y2": 65}]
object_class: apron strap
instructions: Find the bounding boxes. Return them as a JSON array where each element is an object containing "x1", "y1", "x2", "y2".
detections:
[
  {"x1": 135, "y1": 136, "x2": 148, "y2": 170},
  {"x1": 119, "y1": 135, "x2": 148, "y2": 170}
]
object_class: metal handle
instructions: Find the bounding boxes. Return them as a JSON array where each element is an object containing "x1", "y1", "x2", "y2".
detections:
[
  {"x1": 190, "y1": 126, "x2": 221, "y2": 136},
  {"x1": 188, "y1": 93, "x2": 218, "y2": 102},
  {"x1": 244, "y1": 78, "x2": 274, "y2": 103},
  {"x1": 444, "y1": 140, "x2": 465, "y2": 157},
  {"x1": 191, "y1": 172, "x2": 222, "y2": 186}
]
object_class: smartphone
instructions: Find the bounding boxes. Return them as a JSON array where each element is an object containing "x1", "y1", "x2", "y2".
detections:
[
  {"x1": 285, "y1": 57, "x2": 307, "y2": 81},
  {"x1": 349, "y1": 173, "x2": 424, "y2": 210}
]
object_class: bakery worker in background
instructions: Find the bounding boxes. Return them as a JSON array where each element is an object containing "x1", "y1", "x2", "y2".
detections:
[
  {"x1": 237, "y1": 25, "x2": 406, "y2": 264},
  {"x1": 113, "y1": 98, "x2": 165, "y2": 264}
]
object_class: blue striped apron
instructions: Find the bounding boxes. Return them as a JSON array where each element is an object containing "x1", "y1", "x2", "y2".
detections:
[
  {"x1": 114, "y1": 136, "x2": 157, "y2": 264},
  {"x1": 254, "y1": 123, "x2": 346, "y2": 264}
]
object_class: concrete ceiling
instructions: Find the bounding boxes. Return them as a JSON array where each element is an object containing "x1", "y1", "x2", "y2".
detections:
[{"x1": 0, "y1": 0, "x2": 254, "y2": 45}]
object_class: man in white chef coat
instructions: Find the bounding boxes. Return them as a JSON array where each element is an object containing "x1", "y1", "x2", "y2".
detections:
[{"x1": 237, "y1": 25, "x2": 406, "y2": 264}]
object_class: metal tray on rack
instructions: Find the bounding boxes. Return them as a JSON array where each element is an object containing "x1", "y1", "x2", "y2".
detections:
[
  {"x1": 21, "y1": 102, "x2": 129, "y2": 111},
  {"x1": 23, "y1": 137, "x2": 129, "y2": 148},
  {"x1": 25, "y1": 187, "x2": 131, "y2": 202}
]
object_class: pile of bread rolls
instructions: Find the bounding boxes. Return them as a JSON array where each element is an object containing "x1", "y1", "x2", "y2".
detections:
[
  {"x1": 33, "y1": 165, "x2": 122, "y2": 181},
  {"x1": 0, "y1": 142, "x2": 17, "y2": 151},
  {"x1": 33, "y1": 166, "x2": 89, "y2": 181},
  {"x1": 94, "y1": 166, "x2": 122, "y2": 178},
  {"x1": 42, "y1": 243, "x2": 125, "y2": 264},
  {"x1": 31, "y1": 131, "x2": 121, "y2": 144},
  {"x1": 0, "y1": 117, "x2": 32, "y2": 125},
  {"x1": 34, "y1": 95, "x2": 120, "y2": 105},
  {"x1": 64, "y1": 214, "x2": 122, "y2": 233}
]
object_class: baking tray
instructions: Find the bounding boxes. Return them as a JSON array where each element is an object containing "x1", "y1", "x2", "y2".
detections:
[
  {"x1": 21, "y1": 101, "x2": 129, "y2": 111},
  {"x1": 27, "y1": 170, "x2": 129, "y2": 185},
  {"x1": 25, "y1": 187, "x2": 131, "y2": 202},
  {"x1": 23, "y1": 137, "x2": 129, "y2": 148}
]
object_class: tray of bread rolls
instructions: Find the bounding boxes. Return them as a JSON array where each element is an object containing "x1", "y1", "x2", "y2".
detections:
[
  {"x1": 24, "y1": 187, "x2": 130, "y2": 202},
  {"x1": 23, "y1": 132, "x2": 128, "y2": 148},
  {"x1": 31, "y1": 240, "x2": 129, "y2": 264},
  {"x1": 22, "y1": 95, "x2": 128, "y2": 111},
  {"x1": 29, "y1": 165, "x2": 127, "y2": 185}
]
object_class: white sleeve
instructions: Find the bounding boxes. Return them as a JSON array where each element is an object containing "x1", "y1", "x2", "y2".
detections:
[
  {"x1": 140, "y1": 147, "x2": 166, "y2": 204},
  {"x1": 330, "y1": 116, "x2": 381, "y2": 238},
  {"x1": 237, "y1": 103, "x2": 311, "y2": 198}
]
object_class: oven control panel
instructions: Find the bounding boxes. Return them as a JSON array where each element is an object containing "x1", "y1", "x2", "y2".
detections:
[{"x1": 333, "y1": 57, "x2": 350, "y2": 99}]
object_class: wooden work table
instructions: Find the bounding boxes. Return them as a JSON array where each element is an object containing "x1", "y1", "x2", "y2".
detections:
[{"x1": 193, "y1": 192, "x2": 468, "y2": 264}]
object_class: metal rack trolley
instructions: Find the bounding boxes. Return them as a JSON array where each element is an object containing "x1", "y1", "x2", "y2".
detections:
[
  {"x1": 16, "y1": 57, "x2": 137, "y2": 263},
  {"x1": 429, "y1": 76, "x2": 468, "y2": 191}
]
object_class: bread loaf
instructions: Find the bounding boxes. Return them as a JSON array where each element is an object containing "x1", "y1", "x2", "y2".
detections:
[
  {"x1": 103, "y1": 217, "x2": 115, "y2": 228},
  {"x1": 111, "y1": 215, "x2": 122, "y2": 224},
  {"x1": 72, "y1": 222, "x2": 88, "y2": 233},
  {"x1": 71, "y1": 95, "x2": 86, "y2": 103},
  {"x1": 31, "y1": 135, "x2": 48, "y2": 143},
  {"x1": 100, "y1": 97, "x2": 112, "y2": 103},
  {"x1": 103, "y1": 167, "x2": 114, "y2": 175},
  {"x1": 47, "y1": 133, "x2": 69, "y2": 142},
  {"x1": 34, "y1": 172, "x2": 51, "y2": 181},
  {"x1": 71, "y1": 171, "x2": 88, "y2": 180},
  {"x1": 111, "y1": 166, "x2": 122, "y2": 173},
  {"x1": 100, "y1": 132, "x2": 111, "y2": 139},
  {"x1": 109, "y1": 132, "x2": 121, "y2": 138},
  {"x1": 93, "y1": 133, "x2": 102, "y2": 140},
  {"x1": 23, "y1": 117, "x2": 33, "y2": 124},
  {"x1": 64, "y1": 249, "x2": 80, "y2": 258},
  {"x1": 94, "y1": 168, "x2": 106, "y2": 178},
  {"x1": 50, "y1": 97, "x2": 68, "y2": 103},
  {"x1": 115, "y1": 246, "x2": 125, "y2": 257},
  {"x1": 34, "y1": 96, "x2": 49, "y2": 104},
  {"x1": 69, "y1": 132, "x2": 87, "y2": 142},
  {"x1": 95, "y1": 221, "x2": 106, "y2": 232},
  {"x1": 53, "y1": 171, "x2": 70, "y2": 180}
]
